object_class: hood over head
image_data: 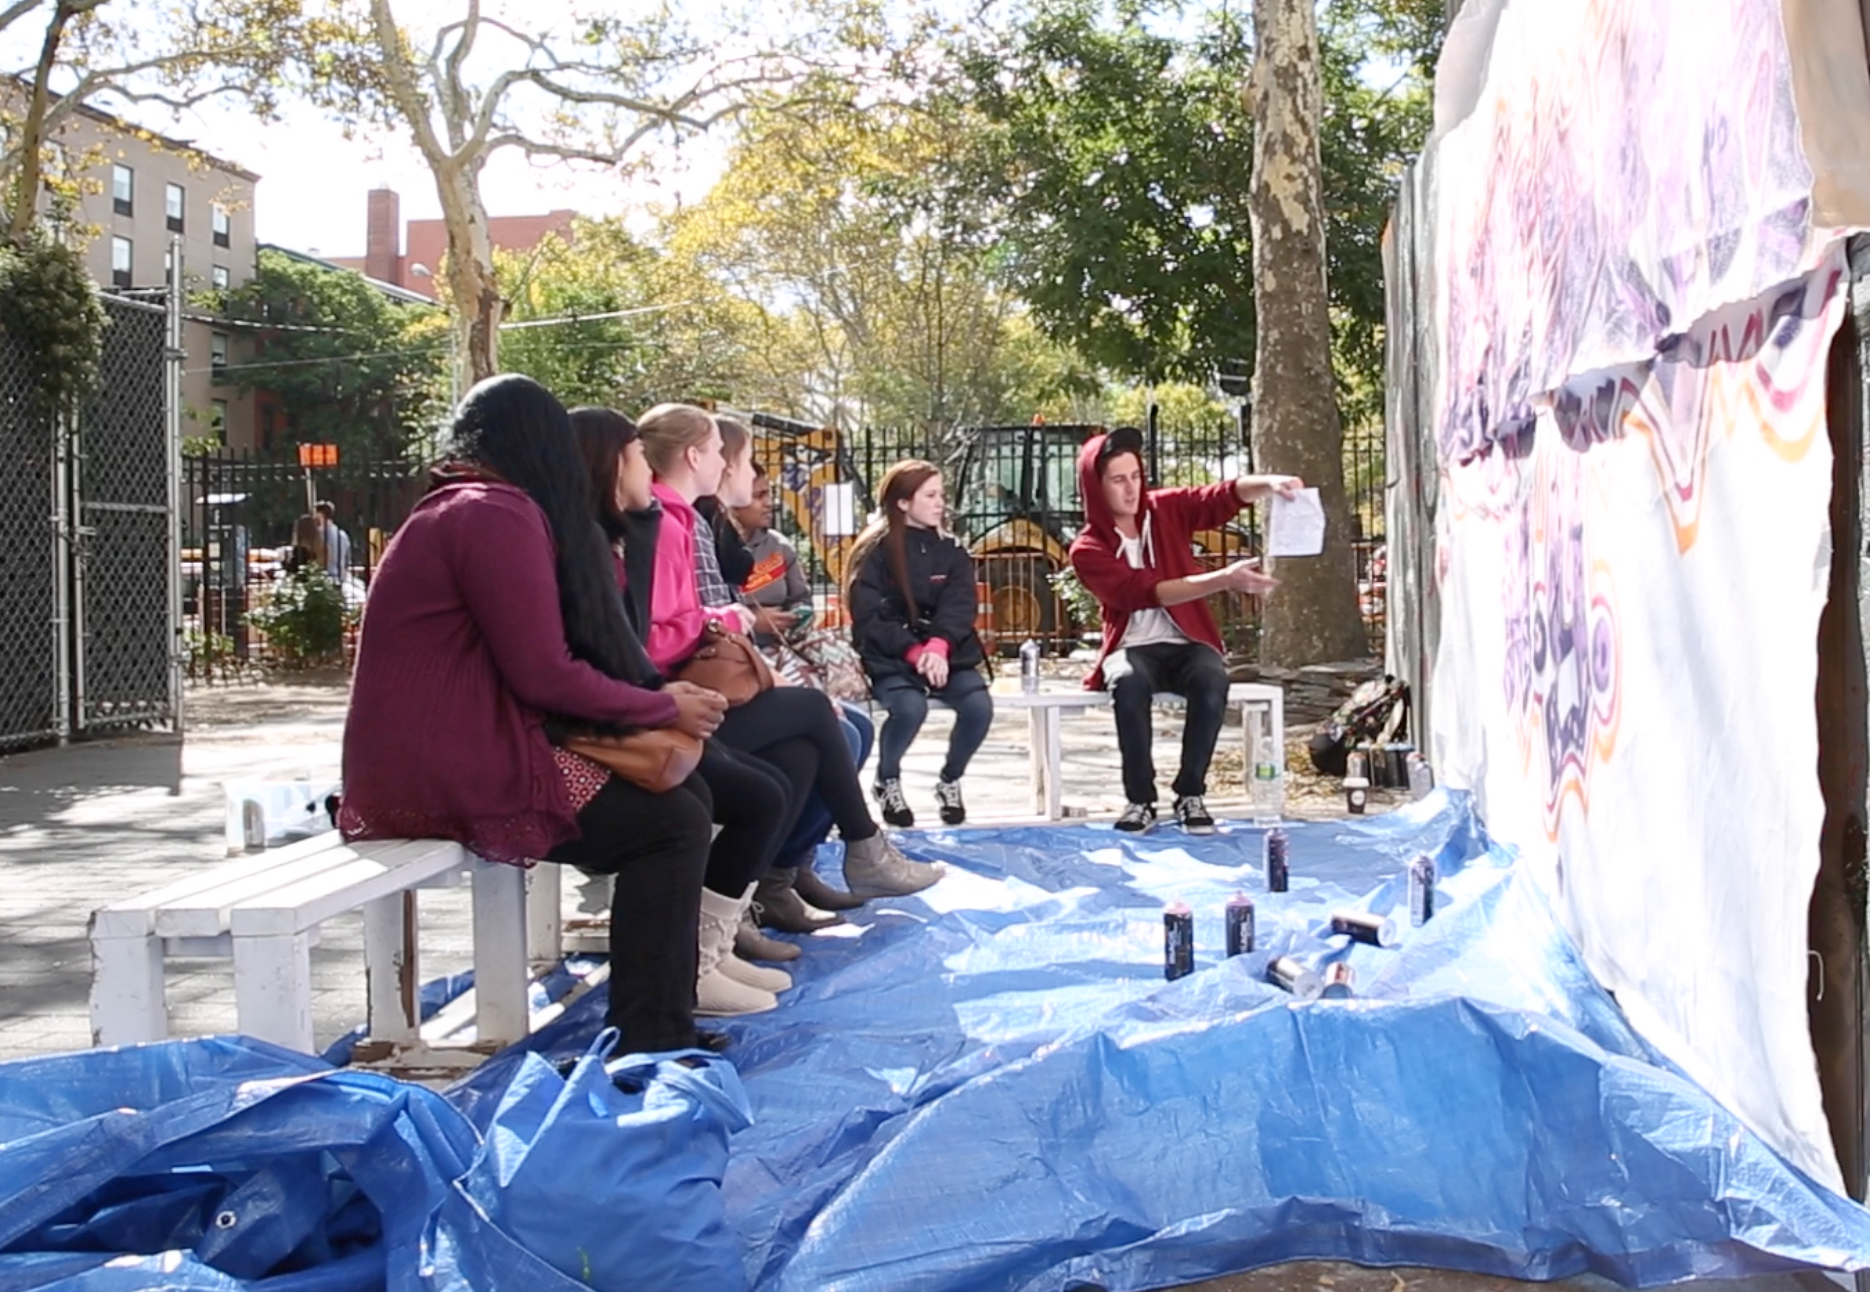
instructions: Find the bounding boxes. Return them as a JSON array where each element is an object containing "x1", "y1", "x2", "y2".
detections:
[{"x1": 1076, "y1": 426, "x2": 1148, "y2": 543}]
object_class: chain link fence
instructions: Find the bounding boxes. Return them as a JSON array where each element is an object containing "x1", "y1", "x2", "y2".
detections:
[
  {"x1": 76, "y1": 294, "x2": 174, "y2": 733},
  {"x1": 0, "y1": 331, "x2": 58, "y2": 751},
  {"x1": 0, "y1": 289, "x2": 176, "y2": 751}
]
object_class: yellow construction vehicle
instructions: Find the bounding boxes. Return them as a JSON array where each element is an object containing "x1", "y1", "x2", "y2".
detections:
[{"x1": 738, "y1": 412, "x2": 1255, "y2": 650}]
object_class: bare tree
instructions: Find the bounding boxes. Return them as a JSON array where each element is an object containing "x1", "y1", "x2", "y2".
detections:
[
  {"x1": 2, "y1": 0, "x2": 302, "y2": 238},
  {"x1": 1247, "y1": 0, "x2": 1371, "y2": 665},
  {"x1": 302, "y1": 0, "x2": 848, "y2": 390}
]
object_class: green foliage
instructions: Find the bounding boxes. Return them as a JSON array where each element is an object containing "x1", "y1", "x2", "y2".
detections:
[
  {"x1": 0, "y1": 228, "x2": 108, "y2": 421},
  {"x1": 952, "y1": 0, "x2": 1437, "y2": 408},
  {"x1": 216, "y1": 248, "x2": 448, "y2": 461},
  {"x1": 493, "y1": 219, "x2": 666, "y2": 411},
  {"x1": 246, "y1": 568, "x2": 351, "y2": 666}
]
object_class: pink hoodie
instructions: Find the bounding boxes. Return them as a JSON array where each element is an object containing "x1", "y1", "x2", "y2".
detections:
[{"x1": 644, "y1": 482, "x2": 741, "y2": 673}]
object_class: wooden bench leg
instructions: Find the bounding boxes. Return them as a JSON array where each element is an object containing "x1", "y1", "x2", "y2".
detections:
[
  {"x1": 472, "y1": 861, "x2": 530, "y2": 1046},
  {"x1": 233, "y1": 930, "x2": 315, "y2": 1053},
  {"x1": 90, "y1": 929, "x2": 167, "y2": 1046},
  {"x1": 363, "y1": 891, "x2": 418, "y2": 1041},
  {"x1": 526, "y1": 863, "x2": 563, "y2": 969}
]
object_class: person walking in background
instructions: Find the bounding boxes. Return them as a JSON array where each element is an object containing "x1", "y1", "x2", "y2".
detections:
[
  {"x1": 847, "y1": 460, "x2": 993, "y2": 828},
  {"x1": 1068, "y1": 426, "x2": 1300, "y2": 835},
  {"x1": 283, "y1": 514, "x2": 326, "y2": 576},
  {"x1": 315, "y1": 501, "x2": 352, "y2": 581}
]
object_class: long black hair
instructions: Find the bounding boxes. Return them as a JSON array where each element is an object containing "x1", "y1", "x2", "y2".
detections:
[{"x1": 442, "y1": 375, "x2": 657, "y2": 687}]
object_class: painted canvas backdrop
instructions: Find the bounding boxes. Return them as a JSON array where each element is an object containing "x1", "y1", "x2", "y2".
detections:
[{"x1": 1424, "y1": 0, "x2": 1870, "y2": 1191}]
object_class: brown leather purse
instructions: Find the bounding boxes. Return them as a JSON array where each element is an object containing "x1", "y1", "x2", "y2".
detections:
[
  {"x1": 674, "y1": 620, "x2": 775, "y2": 706},
  {"x1": 563, "y1": 729, "x2": 703, "y2": 793}
]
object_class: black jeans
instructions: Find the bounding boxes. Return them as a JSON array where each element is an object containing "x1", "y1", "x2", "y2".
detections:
[
  {"x1": 695, "y1": 739, "x2": 794, "y2": 895},
  {"x1": 872, "y1": 666, "x2": 993, "y2": 783},
  {"x1": 716, "y1": 686, "x2": 878, "y2": 843},
  {"x1": 546, "y1": 774, "x2": 712, "y2": 1052},
  {"x1": 1107, "y1": 642, "x2": 1230, "y2": 805}
]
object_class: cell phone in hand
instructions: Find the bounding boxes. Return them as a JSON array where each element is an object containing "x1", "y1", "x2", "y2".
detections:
[{"x1": 790, "y1": 605, "x2": 815, "y2": 631}]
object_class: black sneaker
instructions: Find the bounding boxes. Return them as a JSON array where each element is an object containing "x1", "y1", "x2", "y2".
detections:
[
  {"x1": 1174, "y1": 794, "x2": 1216, "y2": 835},
  {"x1": 934, "y1": 779, "x2": 966, "y2": 825},
  {"x1": 873, "y1": 778, "x2": 915, "y2": 828},
  {"x1": 1115, "y1": 802, "x2": 1157, "y2": 833}
]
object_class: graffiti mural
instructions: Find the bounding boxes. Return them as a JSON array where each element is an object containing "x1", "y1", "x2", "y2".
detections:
[
  {"x1": 1434, "y1": 0, "x2": 1819, "y2": 462},
  {"x1": 1423, "y1": 0, "x2": 1865, "y2": 1193}
]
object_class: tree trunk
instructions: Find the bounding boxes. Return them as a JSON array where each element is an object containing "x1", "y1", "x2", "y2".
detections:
[
  {"x1": 434, "y1": 159, "x2": 501, "y2": 389},
  {"x1": 1247, "y1": 0, "x2": 1371, "y2": 666},
  {"x1": 7, "y1": 1, "x2": 81, "y2": 240}
]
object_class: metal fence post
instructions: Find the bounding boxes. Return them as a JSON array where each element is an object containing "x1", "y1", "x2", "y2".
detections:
[
  {"x1": 167, "y1": 247, "x2": 185, "y2": 736},
  {"x1": 51, "y1": 405, "x2": 73, "y2": 745}
]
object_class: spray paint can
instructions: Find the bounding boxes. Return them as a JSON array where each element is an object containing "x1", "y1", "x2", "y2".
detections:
[
  {"x1": 1163, "y1": 902, "x2": 1195, "y2": 980},
  {"x1": 1225, "y1": 892, "x2": 1256, "y2": 957},
  {"x1": 241, "y1": 800, "x2": 266, "y2": 853},
  {"x1": 1265, "y1": 828, "x2": 1289, "y2": 892},
  {"x1": 1329, "y1": 909, "x2": 1399, "y2": 947},
  {"x1": 1322, "y1": 962, "x2": 1356, "y2": 999},
  {"x1": 1267, "y1": 955, "x2": 1324, "y2": 1001},
  {"x1": 1408, "y1": 854, "x2": 1437, "y2": 926},
  {"x1": 1343, "y1": 776, "x2": 1370, "y2": 815},
  {"x1": 1019, "y1": 638, "x2": 1042, "y2": 694}
]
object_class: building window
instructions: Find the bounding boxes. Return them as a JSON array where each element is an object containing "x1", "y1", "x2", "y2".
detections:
[
  {"x1": 260, "y1": 404, "x2": 277, "y2": 449},
  {"x1": 210, "y1": 332, "x2": 228, "y2": 374},
  {"x1": 111, "y1": 164, "x2": 133, "y2": 216},
  {"x1": 110, "y1": 236, "x2": 132, "y2": 288},
  {"x1": 211, "y1": 203, "x2": 230, "y2": 248},
  {"x1": 211, "y1": 265, "x2": 230, "y2": 291},
  {"x1": 210, "y1": 400, "x2": 228, "y2": 444},
  {"x1": 165, "y1": 182, "x2": 185, "y2": 232}
]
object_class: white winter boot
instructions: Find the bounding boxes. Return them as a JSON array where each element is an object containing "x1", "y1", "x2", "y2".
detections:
[{"x1": 696, "y1": 884, "x2": 780, "y2": 1016}]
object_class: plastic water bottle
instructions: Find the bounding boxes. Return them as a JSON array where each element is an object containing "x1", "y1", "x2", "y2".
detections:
[
  {"x1": 1019, "y1": 638, "x2": 1042, "y2": 694},
  {"x1": 1248, "y1": 707, "x2": 1284, "y2": 824},
  {"x1": 1406, "y1": 753, "x2": 1434, "y2": 801}
]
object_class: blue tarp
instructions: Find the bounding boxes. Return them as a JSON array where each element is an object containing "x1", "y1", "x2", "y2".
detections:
[
  {"x1": 8, "y1": 793, "x2": 1870, "y2": 1290},
  {"x1": 451, "y1": 793, "x2": 1870, "y2": 1290}
]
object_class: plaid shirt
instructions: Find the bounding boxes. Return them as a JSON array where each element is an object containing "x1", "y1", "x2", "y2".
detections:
[{"x1": 693, "y1": 512, "x2": 737, "y2": 609}]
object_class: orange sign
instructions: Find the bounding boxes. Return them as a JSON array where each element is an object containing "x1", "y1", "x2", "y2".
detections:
[{"x1": 297, "y1": 443, "x2": 339, "y2": 468}]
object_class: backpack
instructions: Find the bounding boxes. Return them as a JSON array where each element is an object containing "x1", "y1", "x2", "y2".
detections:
[{"x1": 1307, "y1": 676, "x2": 1409, "y2": 776}]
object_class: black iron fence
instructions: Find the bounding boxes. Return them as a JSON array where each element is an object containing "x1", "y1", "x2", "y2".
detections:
[
  {"x1": 750, "y1": 409, "x2": 1386, "y2": 660},
  {"x1": 182, "y1": 448, "x2": 426, "y2": 679},
  {"x1": 182, "y1": 402, "x2": 1386, "y2": 679}
]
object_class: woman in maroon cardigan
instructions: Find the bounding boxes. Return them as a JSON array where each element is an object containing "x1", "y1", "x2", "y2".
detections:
[{"x1": 339, "y1": 374, "x2": 728, "y2": 1054}]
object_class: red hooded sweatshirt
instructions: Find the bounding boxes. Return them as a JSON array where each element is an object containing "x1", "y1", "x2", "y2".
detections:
[{"x1": 1068, "y1": 434, "x2": 1246, "y2": 690}]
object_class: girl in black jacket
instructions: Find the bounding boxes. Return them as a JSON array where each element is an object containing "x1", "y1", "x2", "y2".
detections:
[{"x1": 847, "y1": 459, "x2": 994, "y2": 827}]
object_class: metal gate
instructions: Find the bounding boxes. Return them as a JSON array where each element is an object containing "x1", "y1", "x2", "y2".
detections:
[{"x1": 0, "y1": 286, "x2": 178, "y2": 751}]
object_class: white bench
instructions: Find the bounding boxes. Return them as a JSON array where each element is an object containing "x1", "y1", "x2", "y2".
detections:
[
  {"x1": 89, "y1": 832, "x2": 565, "y2": 1057},
  {"x1": 890, "y1": 682, "x2": 1284, "y2": 821}
]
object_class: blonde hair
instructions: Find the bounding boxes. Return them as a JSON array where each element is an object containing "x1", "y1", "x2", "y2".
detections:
[{"x1": 637, "y1": 403, "x2": 717, "y2": 477}]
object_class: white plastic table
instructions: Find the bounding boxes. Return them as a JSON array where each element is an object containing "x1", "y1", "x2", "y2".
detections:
[{"x1": 989, "y1": 683, "x2": 1285, "y2": 821}]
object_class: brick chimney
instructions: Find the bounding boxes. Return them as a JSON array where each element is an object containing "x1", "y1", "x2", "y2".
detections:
[{"x1": 364, "y1": 187, "x2": 402, "y2": 285}]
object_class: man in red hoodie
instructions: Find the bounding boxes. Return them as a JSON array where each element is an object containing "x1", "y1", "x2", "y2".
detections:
[{"x1": 1069, "y1": 427, "x2": 1301, "y2": 834}]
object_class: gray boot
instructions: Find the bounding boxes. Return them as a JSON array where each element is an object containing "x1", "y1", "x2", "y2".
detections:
[
  {"x1": 843, "y1": 832, "x2": 945, "y2": 898},
  {"x1": 736, "y1": 907, "x2": 802, "y2": 962}
]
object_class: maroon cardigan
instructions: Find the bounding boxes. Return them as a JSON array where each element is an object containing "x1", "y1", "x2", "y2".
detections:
[{"x1": 338, "y1": 480, "x2": 679, "y2": 864}]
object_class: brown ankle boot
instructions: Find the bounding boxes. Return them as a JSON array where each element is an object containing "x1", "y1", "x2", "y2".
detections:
[
  {"x1": 754, "y1": 870, "x2": 843, "y2": 933},
  {"x1": 792, "y1": 865, "x2": 864, "y2": 911}
]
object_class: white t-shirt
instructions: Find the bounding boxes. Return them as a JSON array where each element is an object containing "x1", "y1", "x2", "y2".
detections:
[{"x1": 1116, "y1": 514, "x2": 1188, "y2": 649}]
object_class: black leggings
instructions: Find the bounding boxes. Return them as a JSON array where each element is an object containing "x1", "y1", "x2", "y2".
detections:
[
  {"x1": 716, "y1": 687, "x2": 878, "y2": 844},
  {"x1": 546, "y1": 774, "x2": 712, "y2": 1051},
  {"x1": 696, "y1": 740, "x2": 793, "y2": 895}
]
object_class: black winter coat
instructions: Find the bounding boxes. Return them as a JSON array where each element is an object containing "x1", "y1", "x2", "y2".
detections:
[{"x1": 848, "y1": 527, "x2": 985, "y2": 682}]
